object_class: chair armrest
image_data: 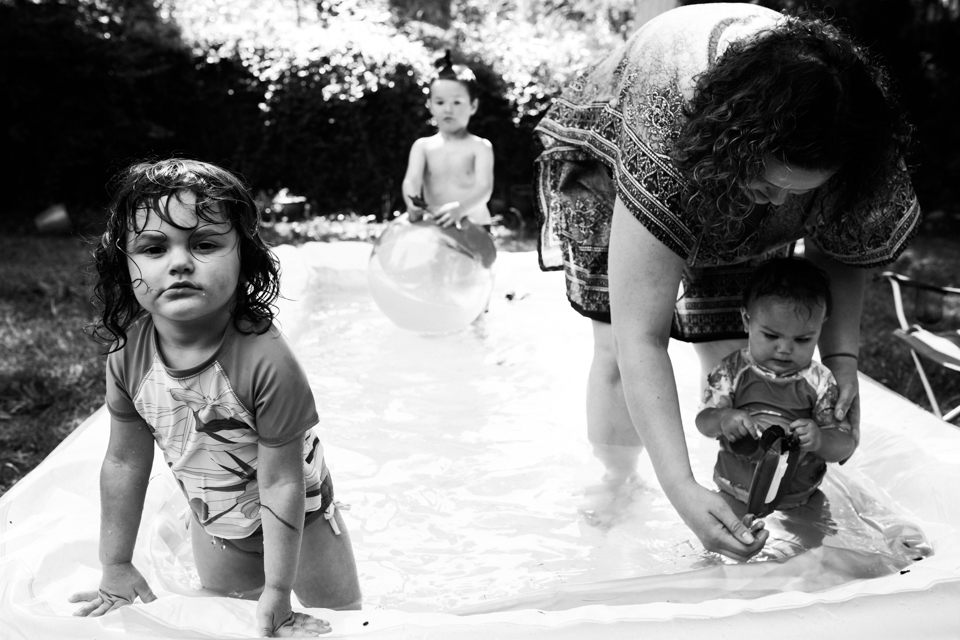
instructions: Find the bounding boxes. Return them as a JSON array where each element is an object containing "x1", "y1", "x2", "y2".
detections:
[
  {"x1": 879, "y1": 271, "x2": 960, "y2": 296},
  {"x1": 893, "y1": 327, "x2": 960, "y2": 372}
]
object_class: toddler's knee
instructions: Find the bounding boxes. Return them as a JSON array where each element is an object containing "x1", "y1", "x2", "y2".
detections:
[
  {"x1": 297, "y1": 592, "x2": 362, "y2": 610},
  {"x1": 334, "y1": 596, "x2": 363, "y2": 611}
]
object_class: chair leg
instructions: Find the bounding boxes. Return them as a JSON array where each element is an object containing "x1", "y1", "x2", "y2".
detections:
[
  {"x1": 943, "y1": 405, "x2": 960, "y2": 423},
  {"x1": 911, "y1": 351, "x2": 943, "y2": 419}
]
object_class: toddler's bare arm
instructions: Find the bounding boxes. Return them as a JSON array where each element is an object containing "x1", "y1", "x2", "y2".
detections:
[
  {"x1": 402, "y1": 139, "x2": 428, "y2": 220},
  {"x1": 70, "y1": 416, "x2": 157, "y2": 616},
  {"x1": 257, "y1": 438, "x2": 311, "y2": 637}
]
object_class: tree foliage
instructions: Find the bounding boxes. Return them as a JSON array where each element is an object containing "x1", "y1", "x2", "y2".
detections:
[
  {"x1": 3, "y1": 0, "x2": 959, "y2": 228},
  {"x1": 1, "y1": 0, "x2": 263, "y2": 226}
]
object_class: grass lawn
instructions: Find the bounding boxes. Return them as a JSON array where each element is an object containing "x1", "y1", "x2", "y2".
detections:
[
  {"x1": 0, "y1": 234, "x2": 105, "y2": 494},
  {"x1": 1, "y1": 217, "x2": 959, "y2": 497}
]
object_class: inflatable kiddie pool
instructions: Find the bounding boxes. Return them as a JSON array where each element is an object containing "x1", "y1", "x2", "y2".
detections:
[{"x1": 1, "y1": 241, "x2": 959, "y2": 638}]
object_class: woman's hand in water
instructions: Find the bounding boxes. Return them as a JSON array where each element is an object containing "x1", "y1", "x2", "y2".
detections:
[
  {"x1": 69, "y1": 562, "x2": 157, "y2": 616},
  {"x1": 671, "y1": 480, "x2": 768, "y2": 561}
]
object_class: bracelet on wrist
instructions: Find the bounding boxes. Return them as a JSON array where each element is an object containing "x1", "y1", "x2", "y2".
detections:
[{"x1": 821, "y1": 352, "x2": 858, "y2": 362}]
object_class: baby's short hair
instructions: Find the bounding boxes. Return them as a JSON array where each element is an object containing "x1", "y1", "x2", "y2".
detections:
[
  {"x1": 430, "y1": 51, "x2": 478, "y2": 100},
  {"x1": 743, "y1": 257, "x2": 832, "y2": 318}
]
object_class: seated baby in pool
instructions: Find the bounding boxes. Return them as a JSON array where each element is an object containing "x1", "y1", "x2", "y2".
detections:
[{"x1": 696, "y1": 257, "x2": 857, "y2": 520}]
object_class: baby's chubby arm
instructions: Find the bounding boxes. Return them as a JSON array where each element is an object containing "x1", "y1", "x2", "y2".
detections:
[
  {"x1": 696, "y1": 407, "x2": 760, "y2": 442},
  {"x1": 70, "y1": 415, "x2": 157, "y2": 616},
  {"x1": 803, "y1": 364, "x2": 858, "y2": 462},
  {"x1": 402, "y1": 139, "x2": 428, "y2": 221},
  {"x1": 789, "y1": 419, "x2": 856, "y2": 462}
]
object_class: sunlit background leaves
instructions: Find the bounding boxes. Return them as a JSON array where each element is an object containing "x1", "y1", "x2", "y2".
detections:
[{"x1": 3, "y1": 0, "x2": 959, "y2": 226}]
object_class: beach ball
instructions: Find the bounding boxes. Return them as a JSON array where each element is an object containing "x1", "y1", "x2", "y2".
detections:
[{"x1": 368, "y1": 218, "x2": 497, "y2": 333}]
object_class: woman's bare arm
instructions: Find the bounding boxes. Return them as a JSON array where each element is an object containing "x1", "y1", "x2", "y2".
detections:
[
  {"x1": 609, "y1": 198, "x2": 767, "y2": 559},
  {"x1": 804, "y1": 240, "x2": 868, "y2": 443}
]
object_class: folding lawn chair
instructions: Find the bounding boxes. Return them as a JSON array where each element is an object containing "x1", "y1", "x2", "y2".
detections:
[{"x1": 879, "y1": 271, "x2": 960, "y2": 422}]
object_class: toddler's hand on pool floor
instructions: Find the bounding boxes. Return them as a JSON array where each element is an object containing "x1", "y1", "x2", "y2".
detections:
[
  {"x1": 266, "y1": 612, "x2": 332, "y2": 638},
  {"x1": 258, "y1": 587, "x2": 332, "y2": 637},
  {"x1": 68, "y1": 562, "x2": 158, "y2": 616}
]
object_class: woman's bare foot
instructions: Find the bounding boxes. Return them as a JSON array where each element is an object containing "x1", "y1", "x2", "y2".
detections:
[{"x1": 578, "y1": 443, "x2": 645, "y2": 527}]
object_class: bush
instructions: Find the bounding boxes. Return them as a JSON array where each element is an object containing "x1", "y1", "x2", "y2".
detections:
[
  {"x1": 7, "y1": 0, "x2": 959, "y2": 231},
  {"x1": 253, "y1": 59, "x2": 431, "y2": 219},
  {"x1": 0, "y1": 0, "x2": 266, "y2": 230},
  {"x1": 1, "y1": 0, "x2": 625, "y2": 229}
]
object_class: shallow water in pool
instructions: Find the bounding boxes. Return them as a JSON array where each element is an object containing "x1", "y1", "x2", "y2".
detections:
[{"x1": 272, "y1": 248, "x2": 929, "y2": 613}]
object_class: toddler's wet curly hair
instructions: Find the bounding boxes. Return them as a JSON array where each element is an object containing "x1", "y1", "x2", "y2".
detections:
[
  {"x1": 92, "y1": 158, "x2": 280, "y2": 351},
  {"x1": 671, "y1": 13, "x2": 912, "y2": 252}
]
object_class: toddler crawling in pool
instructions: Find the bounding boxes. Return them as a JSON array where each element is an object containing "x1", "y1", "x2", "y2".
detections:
[{"x1": 696, "y1": 257, "x2": 857, "y2": 518}]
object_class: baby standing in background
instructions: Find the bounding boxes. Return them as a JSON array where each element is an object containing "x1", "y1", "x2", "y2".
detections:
[
  {"x1": 402, "y1": 52, "x2": 494, "y2": 230},
  {"x1": 70, "y1": 159, "x2": 361, "y2": 638},
  {"x1": 696, "y1": 258, "x2": 857, "y2": 516}
]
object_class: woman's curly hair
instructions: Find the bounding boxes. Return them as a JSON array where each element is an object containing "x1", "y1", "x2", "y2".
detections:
[
  {"x1": 91, "y1": 158, "x2": 280, "y2": 351},
  {"x1": 670, "y1": 13, "x2": 912, "y2": 252}
]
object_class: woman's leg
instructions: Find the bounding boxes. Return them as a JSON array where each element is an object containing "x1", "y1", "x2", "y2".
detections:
[
  {"x1": 293, "y1": 507, "x2": 362, "y2": 610},
  {"x1": 586, "y1": 327, "x2": 744, "y2": 490},
  {"x1": 586, "y1": 320, "x2": 644, "y2": 487}
]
